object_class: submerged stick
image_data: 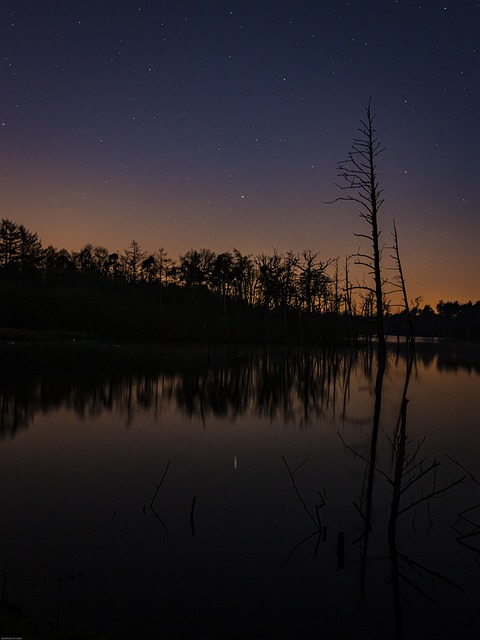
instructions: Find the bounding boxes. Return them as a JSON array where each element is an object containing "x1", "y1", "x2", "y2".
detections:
[
  {"x1": 282, "y1": 455, "x2": 318, "y2": 529},
  {"x1": 281, "y1": 530, "x2": 320, "y2": 566},
  {"x1": 150, "y1": 460, "x2": 171, "y2": 534},
  {"x1": 190, "y1": 496, "x2": 197, "y2": 537},
  {"x1": 336, "y1": 531, "x2": 345, "y2": 569}
]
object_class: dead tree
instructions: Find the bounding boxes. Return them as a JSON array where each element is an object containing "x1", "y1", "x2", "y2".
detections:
[
  {"x1": 330, "y1": 101, "x2": 386, "y2": 357},
  {"x1": 390, "y1": 220, "x2": 415, "y2": 347}
]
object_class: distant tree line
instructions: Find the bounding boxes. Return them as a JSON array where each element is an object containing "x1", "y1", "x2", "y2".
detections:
[
  {"x1": 385, "y1": 299, "x2": 480, "y2": 341},
  {"x1": 0, "y1": 218, "x2": 478, "y2": 342}
]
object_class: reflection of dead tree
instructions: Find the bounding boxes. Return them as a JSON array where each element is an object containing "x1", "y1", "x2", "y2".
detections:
[
  {"x1": 448, "y1": 456, "x2": 480, "y2": 561},
  {"x1": 388, "y1": 396, "x2": 407, "y2": 637},
  {"x1": 340, "y1": 352, "x2": 385, "y2": 583},
  {"x1": 342, "y1": 350, "x2": 469, "y2": 637},
  {"x1": 360, "y1": 353, "x2": 385, "y2": 581},
  {"x1": 391, "y1": 351, "x2": 415, "y2": 450},
  {"x1": 387, "y1": 399, "x2": 467, "y2": 638},
  {"x1": 452, "y1": 504, "x2": 480, "y2": 559},
  {"x1": 282, "y1": 456, "x2": 330, "y2": 565},
  {"x1": 341, "y1": 414, "x2": 467, "y2": 637},
  {"x1": 341, "y1": 434, "x2": 468, "y2": 525}
]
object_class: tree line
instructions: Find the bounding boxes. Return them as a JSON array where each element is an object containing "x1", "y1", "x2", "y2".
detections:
[
  {"x1": 0, "y1": 217, "x2": 477, "y2": 342},
  {"x1": 0, "y1": 218, "x2": 337, "y2": 313},
  {"x1": 0, "y1": 217, "x2": 353, "y2": 342}
]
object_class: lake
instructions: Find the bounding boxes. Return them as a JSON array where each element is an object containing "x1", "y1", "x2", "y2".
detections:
[{"x1": 1, "y1": 340, "x2": 479, "y2": 639}]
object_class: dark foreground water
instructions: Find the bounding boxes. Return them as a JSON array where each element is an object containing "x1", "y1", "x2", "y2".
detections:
[{"x1": 0, "y1": 340, "x2": 479, "y2": 639}]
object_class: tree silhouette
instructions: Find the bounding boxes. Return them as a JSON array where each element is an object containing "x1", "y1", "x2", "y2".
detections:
[
  {"x1": 122, "y1": 240, "x2": 146, "y2": 283},
  {"x1": 210, "y1": 251, "x2": 235, "y2": 298},
  {"x1": 154, "y1": 248, "x2": 174, "y2": 287},
  {"x1": 140, "y1": 255, "x2": 157, "y2": 283},
  {"x1": 72, "y1": 244, "x2": 97, "y2": 278},
  {"x1": 17, "y1": 224, "x2": 43, "y2": 276},
  {"x1": 0, "y1": 219, "x2": 21, "y2": 269},
  {"x1": 255, "y1": 251, "x2": 285, "y2": 309},
  {"x1": 330, "y1": 101, "x2": 386, "y2": 356},
  {"x1": 231, "y1": 249, "x2": 256, "y2": 305},
  {"x1": 92, "y1": 246, "x2": 110, "y2": 275},
  {"x1": 179, "y1": 248, "x2": 215, "y2": 287},
  {"x1": 298, "y1": 250, "x2": 332, "y2": 313},
  {"x1": 390, "y1": 220, "x2": 414, "y2": 346}
]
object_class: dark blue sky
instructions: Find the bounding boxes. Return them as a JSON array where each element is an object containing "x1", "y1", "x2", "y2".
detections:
[{"x1": 1, "y1": 1, "x2": 479, "y2": 303}]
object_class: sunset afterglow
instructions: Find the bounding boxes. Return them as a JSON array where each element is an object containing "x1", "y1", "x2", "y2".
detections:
[{"x1": 1, "y1": 1, "x2": 478, "y2": 305}]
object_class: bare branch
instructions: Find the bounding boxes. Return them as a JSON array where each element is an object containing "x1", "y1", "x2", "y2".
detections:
[
  {"x1": 150, "y1": 459, "x2": 171, "y2": 534},
  {"x1": 283, "y1": 456, "x2": 318, "y2": 528},
  {"x1": 398, "y1": 475, "x2": 467, "y2": 515}
]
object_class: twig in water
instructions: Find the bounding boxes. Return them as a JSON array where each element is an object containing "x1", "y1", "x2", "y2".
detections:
[
  {"x1": 452, "y1": 503, "x2": 480, "y2": 559},
  {"x1": 398, "y1": 474, "x2": 467, "y2": 516},
  {"x1": 150, "y1": 459, "x2": 171, "y2": 534},
  {"x1": 282, "y1": 455, "x2": 318, "y2": 529},
  {"x1": 337, "y1": 532, "x2": 345, "y2": 569},
  {"x1": 282, "y1": 455, "x2": 328, "y2": 564},
  {"x1": 337, "y1": 431, "x2": 392, "y2": 485},
  {"x1": 281, "y1": 531, "x2": 319, "y2": 566},
  {"x1": 190, "y1": 496, "x2": 197, "y2": 537},
  {"x1": 446, "y1": 454, "x2": 480, "y2": 487},
  {"x1": 398, "y1": 551, "x2": 465, "y2": 594}
]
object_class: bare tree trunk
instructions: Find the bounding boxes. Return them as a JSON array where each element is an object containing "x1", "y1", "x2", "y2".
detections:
[
  {"x1": 365, "y1": 108, "x2": 386, "y2": 357},
  {"x1": 391, "y1": 220, "x2": 415, "y2": 347}
]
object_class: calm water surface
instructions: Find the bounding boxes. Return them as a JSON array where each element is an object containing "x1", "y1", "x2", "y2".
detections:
[{"x1": 0, "y1": 341, "x2": 479, "y2": 639}]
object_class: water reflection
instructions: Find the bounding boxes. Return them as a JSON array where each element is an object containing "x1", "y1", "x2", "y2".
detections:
[
  {"x1": 0, "y1": 343, "x2": 368, "y2": 436},
  {"x1": 3, "y1": 341, "x2": 478, "y2": 439},
  {"x1": 340, "y1": 346, "x2": 479, "y2": 639},
  {"x1": 1, "y1": 341, "x2": 480, "y2": 639}
]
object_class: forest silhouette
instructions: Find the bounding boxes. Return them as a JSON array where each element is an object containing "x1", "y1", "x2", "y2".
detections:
[{"x1": 0, "y1": 218, "x2": 478, "y2": 343}]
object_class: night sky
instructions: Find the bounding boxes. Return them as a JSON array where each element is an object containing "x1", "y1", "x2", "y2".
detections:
[{"x1": 1, "y1": 1, "x2": 478, "y2": 304}]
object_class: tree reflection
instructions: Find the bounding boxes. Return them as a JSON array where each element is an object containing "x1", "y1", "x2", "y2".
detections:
[
  {"x1": 0, "y1": 343, "x2": 368, "y2": 437},
  {"x1": 361, "y1": 351, "x2": 385, "y2": 582},
  {"x1": 388, "y1": 352, "x2": 468, "y2": 638},
  {"x1": 1, "y1": 340, "x2": 478, "y2": 440},
  {"x1": 340, "y1": 347, "x2": 470, "y2": 638}
]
